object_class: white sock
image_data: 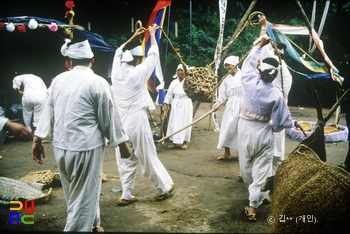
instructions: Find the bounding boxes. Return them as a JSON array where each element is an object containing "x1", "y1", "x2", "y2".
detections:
[
  {"x1": 122, "y1": 189, "x2": 133, "y2": 199},
  {"x1": 157, "y1": 185, "x2": 171, "y2": 194}
]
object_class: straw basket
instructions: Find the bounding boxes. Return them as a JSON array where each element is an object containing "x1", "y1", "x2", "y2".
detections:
[
  {"x1": 269, "y1": 144, "x2": 350, "y2": 233},
  {"x1": 20, "y1": 170, "x2": 60, "y2": 186}
]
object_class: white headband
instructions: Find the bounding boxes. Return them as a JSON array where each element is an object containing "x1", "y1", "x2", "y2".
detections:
[
  {"x1": 61, "y1": 39, "x2": 94, "y2": 59},
  {"x1": 173, "y1": 64, "x2": 185, "y2": 78},
  {"x1": 224, "y1": 56, "x2": 239, "y2": 66},
  {"x1": 121, "y1": 45, "x2": 143, "y2": 62},
  {"x1": 260, "y1": 61, "x2": 279, "y2": 78}
]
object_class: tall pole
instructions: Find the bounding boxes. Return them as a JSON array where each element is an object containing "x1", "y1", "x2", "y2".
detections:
[
  {"x1": 295, "y1": 0, "x2": 323, "y2": 122},
  {"x1": 163, "y1": 6, "x2": 171, "y2": 78},
  {"x1": 189, "y1": 0, "x2": 192, "y2": 66},
  {"x1": 131, "y1": 17, "x2": 134, "y2": 32},
  {"x1": 220, "y1": 0, "x2": 257, "y2": 61}
]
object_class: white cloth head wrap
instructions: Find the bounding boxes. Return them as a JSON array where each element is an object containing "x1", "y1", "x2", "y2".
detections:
[
  {"x1": 173, "y1": 64, "x2": 185, "y2": 78},
  {"x1": 260, "y1": 62, "x2": 277, "y2": 73},
  {"x1": 260, "y1": 55, "x2": 279, "y2": 75},
  {"x1": 61, "y1": 39, "x2": 94, "y2": 59},
  {"x1": 224, "y1": 56, "x2": 239, "y2": 66},
  {"x1": 121, "y1": 45, "x2": 143, "y2": 62}
]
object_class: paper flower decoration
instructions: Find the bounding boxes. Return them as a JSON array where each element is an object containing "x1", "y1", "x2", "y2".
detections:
[
  {"x1": 0, "y1": 22, "x2": 4, "y2": 30},
  {"x1": 48, "y1": 22, "x2": 58, "y2": 32},
  {"x1": 63, "y1": 28, "x2": 71, "y2": 35},
  {"x1": 6, "y1": 23, "x2": 15, "y2": 32},
  {"x1": 28, "y1": 19, "x2": 38, "y2": 29},
  {"x1": 65, "y1": 9, "x2": 75, "y2": 18},
  {"x1": 65, "y1": 0, "x2": 75, "y2": 9},
  {"x1": 17, "y1": 24, "x2": 26, "y2": 33}
]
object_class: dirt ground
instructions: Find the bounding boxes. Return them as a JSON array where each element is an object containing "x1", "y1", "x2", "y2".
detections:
[{"x1": 0, "y1": 103, "x2": 348, "y2": 233}]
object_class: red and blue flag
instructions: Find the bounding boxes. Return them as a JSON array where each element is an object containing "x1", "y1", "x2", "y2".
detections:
[{"x1": 142, "y1": 0, "x2": 171, "y2": 105}]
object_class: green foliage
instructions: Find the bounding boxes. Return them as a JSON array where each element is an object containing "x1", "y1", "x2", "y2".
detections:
[
  {"x1": 332, "y1": 2, "x2": 350, "y2": 13},
  {"x1": 102, "y1": 1, "x2": 347, "y2": 108},
  {"x1": 161, "y1": 6, "x2": 261, "y2": 84}
]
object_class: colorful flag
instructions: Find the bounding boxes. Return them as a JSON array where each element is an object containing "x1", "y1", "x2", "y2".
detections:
[
  {"x1": 142, "y1": 0, "x2": 171, "y2": 105},
  {"x1": 266, "y1": 21, "x2": 343, "y2": 85}
]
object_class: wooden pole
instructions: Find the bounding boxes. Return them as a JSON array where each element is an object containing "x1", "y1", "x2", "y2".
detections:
[
  {"x1": 157, "y1": 99, "x2": 227, "y2": 143},
  {"x1": 295, "y1": 1, "x2": 314, "y2": 36},
  {"x1": 295, "y1": 1, "x2": 329, "y2": 67},
  {"x1": 295, "y1": 0, "x2": 330, "y2": 122},
  {"x1": 220, "y1": 0, "x2": 258, "y2": 61},
  {"x1": 189, "y1": 0, "x2": 192, "y2": 67}
]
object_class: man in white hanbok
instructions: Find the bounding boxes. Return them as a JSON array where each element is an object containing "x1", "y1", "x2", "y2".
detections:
[
  {"x1": 111, "y1": 24, "x2": 174, "y2": 206},
  {"x1": 12, "y1": 74, "x2": 47, "y2": 133},
  {"x1": 31, "y1": 37, "x2": 130, "y2": 232},
  {"x1": 238, "y1": 34, "x2": 295, "y2": 221},
  {"x1": 163, "y1": 64, "x2": 193, "y2": 150},
  {"x1": 213, "y1": 56, "x2": 243, "y2": 160}
]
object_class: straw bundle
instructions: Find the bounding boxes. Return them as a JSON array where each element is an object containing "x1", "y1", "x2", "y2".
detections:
[
  {"x1": 183, "y1": 66, "x2": 218, "y2": 102},
  {"x1": 20, "y1": 170, "x2": 60, "y2": 186},
  {"x1": 269, "y1": 144, "x2": 350, "y2": 233}
]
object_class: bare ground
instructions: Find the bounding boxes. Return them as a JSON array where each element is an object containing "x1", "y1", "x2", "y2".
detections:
[{"x1": 0, "y1": 103, "x2": 348, "y2": 233}]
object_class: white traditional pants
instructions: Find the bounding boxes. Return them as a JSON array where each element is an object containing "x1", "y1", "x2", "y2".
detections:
[
  {"x1": 238, "y1": 117, "x2": 273, "y2": 208},
  {"x1": 272, "y1": 129, "x2": 286, "y2": 173},
  {"x1": 115, "y1": 108, "x2": 173, "y2": 193},
  {"x1": 53, "y1": 146, "x2": 104, "y2": 231},
  {"x1": 22, "y1": 90, "x2": 46, "y2": 132}
]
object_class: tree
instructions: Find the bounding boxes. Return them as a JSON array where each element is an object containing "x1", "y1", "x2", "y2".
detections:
[
  {"x1": 159, "y1": 5, "x2": 259, "y2": 88},
  {"x1": 102, "y1": 0, "x2": 349, "y2": 108}
]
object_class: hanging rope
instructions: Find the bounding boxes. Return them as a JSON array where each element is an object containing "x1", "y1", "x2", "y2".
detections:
[
  {"x1": 212, "y1": 39, "x2": 282, "y2": 94},
  {"x1": 162, "y1": 11, "x2": 263, "y2": 102},
  {"x1": 159, "y1": 25, "x2": 218, "y2": 101},
  {"x1": 135, "y1": 11, "x2": 266, "y2": 102},
  {"x1": 209, "y1": 11, "x2": 262, "y2": 68},
  {"x1": 271, "y1": 41, "x2": 286, "y2": 100},
  {"x1": 220, "y1": 0, "x2": 258, "y2": 61},
  {"x1": 271, "y1": 26, "x2": 326, "y2": 70},
  {"x1": 139, "y1": 8, "x2": 295, "y2": 140}
]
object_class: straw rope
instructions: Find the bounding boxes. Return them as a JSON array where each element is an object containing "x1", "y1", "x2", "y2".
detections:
[
  {"x1": 151, "y1": 11, "x2": 266, "y2": 102},
  {"x1": 270, "y1": 25, "x2": 326, "y2": 71}
]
